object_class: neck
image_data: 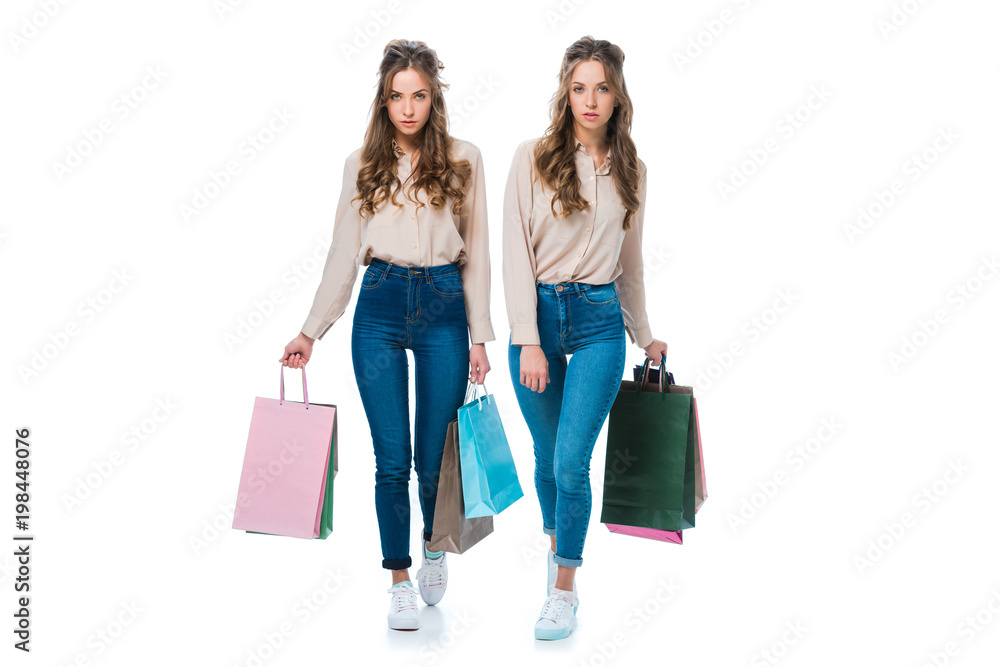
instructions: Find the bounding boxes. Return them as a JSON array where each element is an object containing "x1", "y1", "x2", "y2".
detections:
[
  {"x1": 394, "y1": 130, "x2": 422, "y2": 155},
  {"x1": 572, "y1": 124, "x2": 607, "y2": 156}
]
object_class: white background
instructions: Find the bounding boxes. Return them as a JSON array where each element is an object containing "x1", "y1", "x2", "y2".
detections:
[{"x1": 3, "y1": 0, "x2": 999, "y2": 665}]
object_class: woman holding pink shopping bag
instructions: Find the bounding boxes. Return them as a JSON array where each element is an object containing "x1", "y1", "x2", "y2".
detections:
[
  {"x1": 503, "y1": 35, "x2": 668, "y2": 640},
  {"x1": 279, "y1": 39, "x2": 494, "y2": 631}
]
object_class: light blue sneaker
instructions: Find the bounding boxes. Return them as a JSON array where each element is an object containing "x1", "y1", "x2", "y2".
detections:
[{"x1": 534, "y1": 590, "x2": 577, "y2": 641}]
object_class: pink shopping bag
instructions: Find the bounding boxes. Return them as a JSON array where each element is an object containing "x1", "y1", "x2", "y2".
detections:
[{"x1": 232, "y1": 365, "x2": 337, "y2": 539}]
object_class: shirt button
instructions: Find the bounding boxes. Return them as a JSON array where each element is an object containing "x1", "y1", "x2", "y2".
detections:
[
  {"x1": 562, "y1": 274, "x2": 570, "y2": 280},
  {"x1": 412, "y1": 242, "x2": 417, "y2": 249},
  {"x1": 589, "y1": 176, "x2": 594, "y2": 181},
  {"x1": 585, "y1": 226, "x2": 591, "y2": 232},
  {"x1": 410, "y1": 214, "x2": 415, "y2": 220}
]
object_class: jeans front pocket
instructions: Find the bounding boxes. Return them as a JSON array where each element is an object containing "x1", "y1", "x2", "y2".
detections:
[
  {"x1": 580, "y1": 282, "x2": 618, "y2": 306},
  {"x1": 360, "y1": 265, "x2": 386, "y2": 290},
  {"x1": 429, "y1": 271, "x2": 464, "y2": 297}
]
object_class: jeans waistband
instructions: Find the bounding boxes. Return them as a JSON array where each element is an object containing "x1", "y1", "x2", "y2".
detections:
[
  {"x1": 536, "y1": 281, "x2": 613, "y2": 294},
  {"x1": 369, "y1": 257, "x2": 460, "y2": 278}
]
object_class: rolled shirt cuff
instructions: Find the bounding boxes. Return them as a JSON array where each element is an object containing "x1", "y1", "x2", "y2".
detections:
[
  {"x1": 300, "y1": 315, "x2": 332, "y2": 341},
  {"x1": 468, "y1": 320, "x2": 496, "y2": 345},
  {"x1": 629, "y1": 324, "x2": 653, "y2": 350},
  {"x1": 509, "y1": 323, "x2": 541, "y2": 346}
]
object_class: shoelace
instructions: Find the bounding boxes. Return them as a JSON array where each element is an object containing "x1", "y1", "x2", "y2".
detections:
[
  {"x1": 388, "y1": 585, "x2": 418, "y2": 613},
  {"x1": 538, "y1": 593, "x2": 573, "y2": 622},
  {"x1": 420, "y1": 556, "x2": 445, "y2": 587}
]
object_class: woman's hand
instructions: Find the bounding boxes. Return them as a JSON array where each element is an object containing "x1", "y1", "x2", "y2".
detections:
[
  {"x1": 280, "y1": 332, "x2": 315, "y2": 369},
  {"x1": 519, "y1": 345, "x2": 550, "y2": 393},
  {"x1": 469, "y1": 343, "x2": 490, "y2": 384},
  {"x1": 643, "y1": 338, "x2": 668, "y2": 365}
]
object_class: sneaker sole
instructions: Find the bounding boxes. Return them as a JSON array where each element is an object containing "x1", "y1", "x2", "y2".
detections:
[
  {"x1": 388, "y1": 617, "x2": 420, "y2": 631},
  {"x1": 534, "y1": 615, "x2": 576, "y2": 641},
  {"x1": 419, "y1": 587, "x2": 445, "y2": 606}
]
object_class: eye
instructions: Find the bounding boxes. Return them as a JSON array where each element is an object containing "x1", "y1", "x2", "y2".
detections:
[
  {"x1": 390, "y1": 93, "x2": 400, "y2": 100},
  {"x1": 572, "y1": 85, "x2": 583, "y2": 93},
  {"x1": 416, "y1": 93, "x2": 426, "y2": 99},
  {"x1": 599, "y1": 85, "x2": 609, "y2": 92}
]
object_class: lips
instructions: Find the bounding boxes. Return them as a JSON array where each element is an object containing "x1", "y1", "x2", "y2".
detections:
[{"x1": 584, "y1": 113, "x2": 598, "y2": 119}]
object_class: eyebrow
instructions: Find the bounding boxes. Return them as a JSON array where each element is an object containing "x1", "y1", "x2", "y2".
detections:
[
  {"x1": 390, "y1": 89, "x2": 429, "y2": 94},
  {"x1": 571, "y1": 81, "x2": 608, "y2": 86}
]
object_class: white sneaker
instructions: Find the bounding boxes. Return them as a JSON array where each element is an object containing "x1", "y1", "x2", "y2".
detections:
[
  {"x1": 387, "y1": 581, "x2": 419, "y2": 630},
  {"x1": 546, "y1": 548, "x2": 579, "y2": 610},
  {"x1": 416, "y1": 538, "x2": 448, "y2": 606},
  {"x1": 534, "y1": 590, "x2": 577, "y2": 640}
]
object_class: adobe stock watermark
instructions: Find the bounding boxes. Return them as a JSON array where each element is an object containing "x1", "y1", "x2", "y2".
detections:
[
  {"x1": 853, "y1": 459, "x2": 969, "y2": 575},
  {"x1": 750, "y1": 620, "x2": 808, "y2": 667},
  {"x1": 694, "y1": 288, "x2": 798, "y2": 393},
  {"x1": 448, "y1": 75, "x2": 500, "y2": 131},
  {"x1": 224, "y1": 234, "x2": 331, "y2": 352},
  {"x1": 213, "y1": 0, "x2": 249, "y2": 20},
  {"x1": 576, "y1": 578, "x2": 681, "y2": 667},
  {"x1": 189, "y1": 500, "x2": 237, "y2": 556},
  {"x1": 0, "y1": 555, "x2": 16, "y2": 587},
  {"x1": 339, "y1": 0, "x2": 417, "y2": 63},
  {"x1": 543, "y1": 0, "x2": 591, "y2": 30},
  {"x1": 886, "y1": 254, "x2": 997, "y2": 372},
  {"x1": 716, "y1": 85, "x2": 832, "y2": 201},
  {"x1": 843, "y1": 126, "x2": 958, "y2": 244},
  {"x1": 672, "y1": 0, "x2": 758, "y2": 72},
  {"x1": 7, "y1": 0, "x2": 73, "y2": 54},
  {"x1": 61, "y1": 397, "x2": 179, "y2": 514},
  {"x1": 16, "y1": 268, "x2": 135, "y2": 386},
  {"x1": 877, "y1": 0, "x2": 932, "y2": 41},
  {"x1": 178, "y1": 106, "x2": 295, "y2": 223},
  {"x1": 917, "y1": 588, "x2": 1000, "y2": 667},
  {"x1": 727, "y1": 417, "x2": 843, "y2": 534},
  {"x1": 406, "y1": 611, "x2": 476, "y2": 667},
  {"x1": 55, "y1": 600, "x2": 143, "y2": 665},
  {"x1": 233, "y1": 568, "x2": 350, "y2": 667},
  {"x1": 51, "y1": 65, "x2": 168, "y2": 182}
]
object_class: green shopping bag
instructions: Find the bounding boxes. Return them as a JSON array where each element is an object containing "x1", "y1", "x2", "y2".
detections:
[{"x1": 600, "y1": 358, "x2": 696, "y2": 532}]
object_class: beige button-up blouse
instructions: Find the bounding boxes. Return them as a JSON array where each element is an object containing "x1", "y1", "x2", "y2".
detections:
[
  {"x1": 301, "y1": 138, "x2": 495, "y2": 344},
  {"x1": 502, "y1": 137, "x2": 653, "y2": 348}
]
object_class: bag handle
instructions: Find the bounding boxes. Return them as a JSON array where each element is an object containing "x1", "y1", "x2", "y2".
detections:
[
  {"x1": 465, "y1": 381, "x2": 491, "y2": 411},
  {"x1": 635, "y1": 355, "x2": 669, "y2": 400},
  {"x1": 279, "y1": 364, "x2": 309, "y2": 408}
]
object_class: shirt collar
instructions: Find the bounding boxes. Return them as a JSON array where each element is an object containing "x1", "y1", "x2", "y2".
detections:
[{"x1": 575, "y1": 138, "x2": 612, "y2": 176}]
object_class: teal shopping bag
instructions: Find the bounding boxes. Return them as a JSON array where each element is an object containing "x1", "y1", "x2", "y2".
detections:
[{"x1": 457, "y1": 383, "x2": 524, "y2": 518}]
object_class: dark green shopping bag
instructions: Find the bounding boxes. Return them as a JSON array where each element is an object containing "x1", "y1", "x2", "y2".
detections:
[{"x1": 600, "y1": 358, "x2": 696, "y2": 532}]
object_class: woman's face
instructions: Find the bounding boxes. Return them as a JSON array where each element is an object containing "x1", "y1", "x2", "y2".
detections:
[
  {"x1": 386, "y1": 68, "x2": 432, "y2": 141},
  {"x1": 567, "y1": 59, "x2": 617, "y2": 134}
]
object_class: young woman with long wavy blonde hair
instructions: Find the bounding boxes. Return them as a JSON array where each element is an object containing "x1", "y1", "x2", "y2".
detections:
[
  {"x1": 281, "y1": 39, "x2": 494, "y2": 631},
  {"x1": 503, "y1": 35, "x2": 668, "y2": 640}
]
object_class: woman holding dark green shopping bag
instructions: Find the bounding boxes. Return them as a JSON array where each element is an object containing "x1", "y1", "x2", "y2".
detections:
[
  {"x1": 502, "y1": 35, "x2": 668, "y2": 641},
  {"x1": 279, "y1": 39, "x2": 494, "y2": 631}
]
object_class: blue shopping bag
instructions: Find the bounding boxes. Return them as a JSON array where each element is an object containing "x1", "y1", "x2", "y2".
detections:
[{"x1": 457, "y1": 383, "x2": 524, "y2": 518}]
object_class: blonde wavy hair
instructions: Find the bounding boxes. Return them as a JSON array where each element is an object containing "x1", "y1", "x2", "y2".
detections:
[
  {"x1": 353, "y1": 39, "x2": 471, "y2": 217},
  {"x1": 533, "y1": 36, "x2": 641, "y2": 230}
]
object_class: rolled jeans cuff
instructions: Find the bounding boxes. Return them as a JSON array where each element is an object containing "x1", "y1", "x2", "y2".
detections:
[
  {"x1": 382, "y1": 556, "x2": 412, "y2": 571},
  {"x1": 542, "y1": 524, "x2": 556, "y2": 537},
  {"x1": 553, "y1": 554, "x2": 583, "y2": 568}
]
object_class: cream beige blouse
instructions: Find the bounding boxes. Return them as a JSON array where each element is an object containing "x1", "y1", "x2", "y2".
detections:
[
  {"x1": 502, "y1": 137, "x2": 653, "y2": 348},
  {"x1": 301, "y1": 138, "x2": 495, "y2": 344}
]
